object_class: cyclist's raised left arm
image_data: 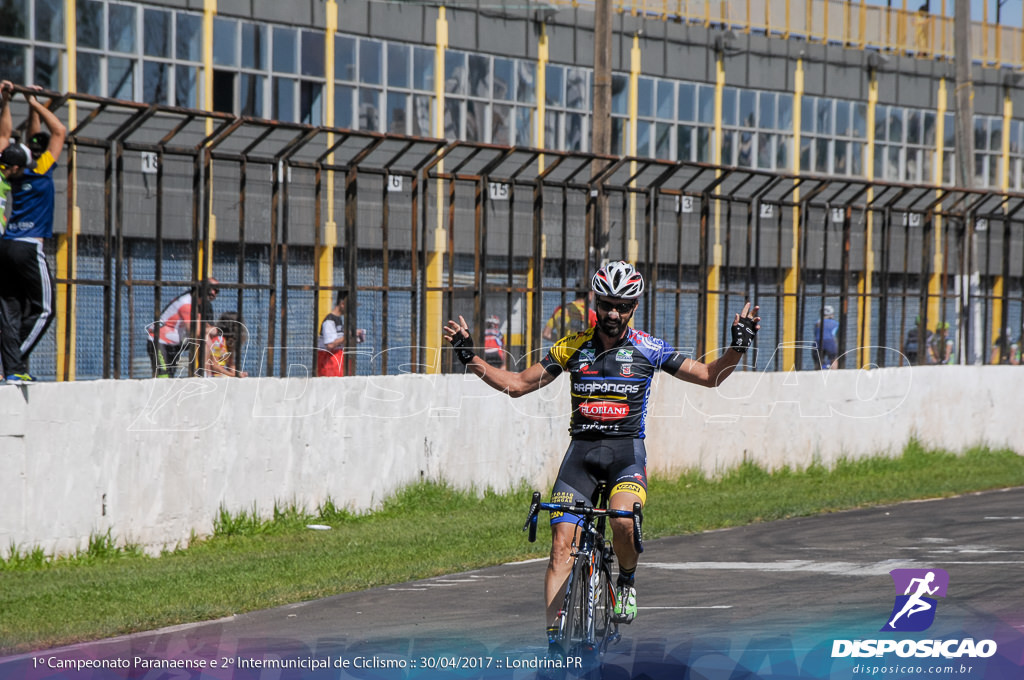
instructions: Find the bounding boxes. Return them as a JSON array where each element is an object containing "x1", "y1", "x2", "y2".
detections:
[
  {"x1": 444, "y1": 315, "x2": 556, "y2": 397},
  {"x1": 669, "y1": 303, "x2": 760, "y2": 388}
]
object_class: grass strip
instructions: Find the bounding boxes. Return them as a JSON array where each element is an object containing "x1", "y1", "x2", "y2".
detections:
[{"x1": 1, "y1": 441, "x2": 1022, "y2": 654}]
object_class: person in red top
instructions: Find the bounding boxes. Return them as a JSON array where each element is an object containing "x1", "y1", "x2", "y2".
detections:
[
  {"x1": 483, "y1": 314, "x2": 507, "y2": 370},
  {"x1": 145, "y1": 279, "x2": 218, "y2": 378},
  {"x1": 317, "y1": 290, "x2": 365, "y2": 377}
]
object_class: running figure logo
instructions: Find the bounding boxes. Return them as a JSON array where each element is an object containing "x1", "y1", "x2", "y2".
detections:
[{"x1": 881, "y1": 568, "x2": 949, "y2": 632}]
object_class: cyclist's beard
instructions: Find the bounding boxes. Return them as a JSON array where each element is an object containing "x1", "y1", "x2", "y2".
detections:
[{"x1": 597, "y1": 313, "x2": 628, "y2": 338}]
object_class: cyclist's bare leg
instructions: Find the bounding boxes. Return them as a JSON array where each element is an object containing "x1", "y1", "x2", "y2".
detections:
[
  {"x1": 545, "y1": 522, "x2": 578, "y2": 625},
  {"x1": 609, "y1": 490, "x2": 643, "y2": 572}
]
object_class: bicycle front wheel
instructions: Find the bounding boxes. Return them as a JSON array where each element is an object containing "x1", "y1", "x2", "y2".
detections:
[
  {"x1": 560, "y1": 557, "x2": 590, "y2": 654},
  {"x1": 593, "y1": 561, "x2": 614, "y2": 649}
]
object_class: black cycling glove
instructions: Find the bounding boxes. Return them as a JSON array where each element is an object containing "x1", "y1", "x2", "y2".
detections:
[
  {"x1": 730, "y1": 316, "x2": 758, "y2": 354},
  {"x1": 449, "y1": 331, "x2": 477, "y2": 365}
]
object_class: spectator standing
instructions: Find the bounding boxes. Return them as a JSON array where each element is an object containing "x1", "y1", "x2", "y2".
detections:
[
  {"x1": 483, "y1": 314, "x2": 507, "y2": 370},
  {"x1": 990, "y1": 327, "x2": 1020, "y2": 365},
  {"x1": 146, "y1": 279, "x2": 219, "y2": 378},
  {"x1": 813, "y1": 305, "x2": 839, "y2": 369},
  {"x1": 317, "y1": 290, "x2": 365, "y2": 377},
  {"x1": 903, "y1": 316, "x2": 935, "y2": 365},
  {"x1": 203, "y1": 311, "x2": 248, "y2": 378},
  {"x1": 0, "y1": 83, "x2": 66, "y2": 384},
  {"x1": 929, "y1": 321, "x2": 955, "y2": 365},
  {"x1": 542, "y1": 280, "x2": 597, "y2": 341}
]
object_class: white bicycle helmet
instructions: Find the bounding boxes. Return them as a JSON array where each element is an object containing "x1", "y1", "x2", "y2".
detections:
[{"x1": 591, "y1": 261, "x2": 645, "y2": 299}]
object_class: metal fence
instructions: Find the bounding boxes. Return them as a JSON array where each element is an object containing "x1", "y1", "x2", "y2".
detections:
[{"x1": 11, "y1": 90, "x2": 1024, "y2": 380}]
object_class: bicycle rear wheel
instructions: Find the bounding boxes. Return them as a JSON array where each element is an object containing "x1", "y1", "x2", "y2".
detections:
[{"x1": 593, "y1": 560, "x2": 615, "y2": 650}]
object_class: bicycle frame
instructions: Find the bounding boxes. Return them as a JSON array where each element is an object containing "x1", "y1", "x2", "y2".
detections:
[{"x1": 523, "y1": 488, "x2": 644, "y2": 657}]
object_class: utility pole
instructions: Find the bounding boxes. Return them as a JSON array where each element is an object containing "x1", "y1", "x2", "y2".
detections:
[
  {"x1": 592, "y1": 0, "x2": 612, "y2": 268},
  {"x1": 953, "y1": 0, "x2": 979, "y2": 364}
]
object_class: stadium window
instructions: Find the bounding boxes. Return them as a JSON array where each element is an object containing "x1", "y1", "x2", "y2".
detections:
[
  {"x1": 300, "y1": 80, "x2": 322, "y2": 125},
  {"x1": 176, "y1": 13, "x2": 202, "y2": 62},
  {"x1": 273, "y1": 26, "x2": 296, "y2": 74},
  {"x1": 241, "y1": 22, "x2": 265, "y2": 69},
  {"x1": 301, "y1": 29, "x2": 323, "y2": 78},
  {"x1": 213, "y1": 17, "x2": 237, "y2": 67},
  {"x1": 143, "y1": 8, "x2": 170, "y2": 58},
  {"x1": 78, "y1": 51, "x2": 102, "y2": 95},
  {"x1": 0, "y1": 0, "x2": 27, "y2": 38},
  {"x1": 388, "y1": 43, "x2": 409, "y2": 89},
  {"x1": 108, "y1": 55, "x2": 134, "y2": 100},
  {"x1": 413, "y1": 46, "x2": 432, "y2": 91},
  {"x1": 240, "y1": 72, "x2": 262, "y2": 117},
  {"x1": 273, "y1": 76, "x2": 295, "y2": 122},
  {"x1": 386, "y1": 90, "x2": 407, "y2": 134},
  {"x1": 213, "y1": 70, "x2": 234, "y2": 113},
  {"x1": 108, "y1": 3, "x2": 135, "y2": 54},
  {"x1": 360, "y1": 39, "x2": 382, "y2": 85},
  {"x1": 335, "y1": 84, "x2": 354, "y2": 129},
  {"x1": 176, "y1": 63, "x2": 199, "y2": 108},
  {"x1": 78, "y1": 0, "x2": 103, "y2": 49},
  {"x1": 144, "y1": 60, "x2": 169, "y2": 103},
  {"x1": 35, "y1": 46, "x2": 61, "y2": 90}
]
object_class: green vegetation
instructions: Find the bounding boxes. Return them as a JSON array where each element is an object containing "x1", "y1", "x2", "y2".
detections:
[{"x1": 1, "y1": 442, "x2": 1022, "y2": 654}]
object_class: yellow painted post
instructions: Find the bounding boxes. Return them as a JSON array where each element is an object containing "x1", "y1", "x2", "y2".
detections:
[
  {"x1": 707, "y1": 49, "x2": 725, "y2": 357},
  {"x1": 198, "y1": 0, "x2": 217, "y2": 279},
  {"x1": 55, "y1": 0, "x2": 79, "y2": 381},
  {"x1": 425, "y1": 7, "x2": 448, "y2": 374},
  {"x1": 858, "y1": 66, "x2": 879, "y2": 369},
  {"x1": 318, "y1": 0, "x2": 338, "y2": 324},
  {"x1": 527, "y1": 23, "x2": 552, "y2": 357},
  {"x1": 627, "y1": 34, "x2": 640, "y2": 264},
  {"x1": 859, "y1": 0, "x2": 867, "y2": 50},
  {"x1": 991, "y1": 88, "x2": 1012, "y2": 342},
  {"x1": 783, "y1": 58, "x2": 803, "y2": 371},
  {"x1": 928, "y1": 78, "x2": 946, "y2": 326}
]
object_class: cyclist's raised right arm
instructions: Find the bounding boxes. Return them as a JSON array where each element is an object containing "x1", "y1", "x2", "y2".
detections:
[{"x1": 444, "y1": 315, "x2": 557, "y2": 397}]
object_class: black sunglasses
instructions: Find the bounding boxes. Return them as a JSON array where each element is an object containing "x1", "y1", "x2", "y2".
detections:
[{"x1": 596, "y1": 299, "x2": 636, "y2": 314}]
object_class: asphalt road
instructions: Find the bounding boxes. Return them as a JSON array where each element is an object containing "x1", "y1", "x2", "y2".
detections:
[{"x1": 3, "y1": 487, "x2": 1023, "y2": 680}]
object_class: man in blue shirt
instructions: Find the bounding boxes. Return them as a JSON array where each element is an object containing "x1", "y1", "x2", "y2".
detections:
[{"x1": 0, "y1": 83, "x2": 66, "y2": 384}]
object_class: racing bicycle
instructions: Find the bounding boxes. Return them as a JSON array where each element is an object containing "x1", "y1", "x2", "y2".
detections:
[{"x1": 523, "y1": 484, "x2": 644, "y2": 671}]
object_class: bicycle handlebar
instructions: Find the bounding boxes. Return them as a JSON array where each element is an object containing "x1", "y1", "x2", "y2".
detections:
[{"x1": 522, "y1": 491, "x2": 644, "y2": 553}]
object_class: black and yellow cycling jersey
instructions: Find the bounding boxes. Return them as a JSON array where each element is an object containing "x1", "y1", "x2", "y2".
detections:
[{"x1": 540, "y1": 326, "x2": 686, "y2": 439}]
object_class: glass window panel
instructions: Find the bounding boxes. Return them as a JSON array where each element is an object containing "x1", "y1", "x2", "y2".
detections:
[
  {"x1": 888, "y1": 107, "x2": 904, "y2": 143},
  {"x1": 636, "y1": 120, "x2": 651, "y2": 156},
  {"x1": 239, "y1": 73, "x2": 263, "y2": 117},
  {"x1": 544, "y1": 110, "x2": 558, "y2": 148},
  {"x1": 974, "y1": 153, "x2": 986, "y2": 186},
  {"x1": 655, "y1": 122, "x2": 672, "y2": 159},
  {"x1": 335, "y1": 34, "x2": 356, "y2": 81},
  {"x1": 300, "y1": 81, "x2": 322, "y2": 125},
  {"x1": 835, "y1": 100, "x2": 850, "y2": 136},
  {"x1": 924, "y1": 112, "x2": 937, "y2": 146},
  {"x1": 273, "y1": 77, "x2": 295, "y2": 122},
  {"x1": 637, "y1": 77, "x2": 654, "y2": 118},
  {"x1": 564, "y1": 67, "x2": 585, "y2": 109},
  {"x1": 657, "y1": 81, "x2": 673, "y2": 119},
  {"x1": 466, "y1": 99, "x2": 486, "y2": 141},
  {"x1": 990, "y1": 117, "x2": 1003, "y2": 151},
  {"x1": 213, "y1": 18, "x2": 237, "y2": 67},
  {"x1": 943, "y1": 150, "x2": 954, "y2": 184},
  {"x1": 737, "y1": 130, "x2": 754, "y2": 167},
  {"x1": 974, "y1": 117, "x2": 988, "y2": 151},
  {"x1": 721, "y1": 129, "x2": 734, "y2": 164},
  {"x1": 242, "y1": 23, "x2": 265, "y2": 69},
  {"x1": 739, "y1": 90, "x2": 756, "y2": 128},
  {"x1": 76, "y1": 51, "x2": 101, "y2": 95},
  {"x1": 413, "y1": 46, "x2": 432, "y2": 90},
  {"x1": 943, "y1": 112, "x2": 955, "y2": 148},
  {"x1": 143, "y1": 60, "x2": 168, "y2": 104},
  {"x1": 906, "y1": 110, "x2": 922, "y2": 145},
  {"x1": 906, "y1": 148, "x2": 920, "y2": 182},
  {"x1": 413, "y1": 94, "x2": 432, "y2": 137},
  {"x1": 873, "y1": 143, "x2": 885, "y2": 179},
  {"x1": 611, "y1": 117, "x2": 625, "y2": 156},
  {"x1": 273, "y1": 27, "x2": 296, "y2": 73},
  {"x1": 108, "y1": 56, "x2": 133, "y2": 99},
  {"x1": 468, "y1": 54, "x2": 489, "y2": 98},
  {"x1": 36, "y1": 0, "x2": 65, "y2": 43},
  {"x1": 677, "y1": 124, "x2": 693, "y2": 161},
  {"x1": 492, "y1": 102, "x2": 510, "y2": 144},
  {"x1": 444, "y1": 98, "x2": 461, "y2": 138},
  {"x1": 990, "y1": 153, "x2": 1001, "y2": 186},
  {"x1": 388, "y1": 43, "x2": 410, "y2": 89},
  {"x1": 678, "y1": 83, "x2": 695, "y2": 121},
  {"x1": 0, "y1": 50, "x2": 23, "y2": 89},
  {"x1": 834, "y1": 139, "x2": 848, "y2": 175},
  {"x1": 874, "y1": 105, "x2": 888, "y2": 141},
  {"x1": 801, "y1": 96, "x2": 814, "y2": 133},
  {"x1": 611, "y1": 74, "x2": 629, "y2": 115},
  {"x1": 387, "y1": 91, "x2": 407, "y2": 134},
  {"x1": 569, "y1": 111, "x2": 585, "y2": 150},
  {"x1": 851, "y1": 142, "x2": 863, "y2": 176},
  {"x1": 698, "y1": 85, "x2": 715, "y2": 124},
  {"x1": 175, "y1": 64, "x2": 198, "y2": 107},
  {"x1": 177, "y1": 13, "x2": 202, "y2": 62},
  {"x1": 77, "y1": 0, "x2": 103, "y2": 49},
  {"x1": 301, "y1": 30, "x2": 323, "y2": 77},
  {"x1": 1010, "y1": 120, "x2": 1021, "y2": 153},
  {"x1": 212, "y1": 70, "x2": 234, "y2": 113},
  {"x1": 722, "y1": 87, "x2": 737, "y2": 126},
  {"x1": 853, "y1": 102, "x2": 867, "y2": 138},
  {"x1": 778, "y1": 94, "x2": 792, "y2": 130},
  {"x1": 334, "y1": 84, "x2": 354, "y2": 128},
  {"x1": 815, "y1": 98, "x2": 832, "y2": 135},
  {"x1": 493, "y1": 57, "x2": 513, "y2": 101},
  {"x1": 697, "y1": 126, "x2": 711, "y2": 163},
  {"x1": 800, "y1": 137, "x2": 812, "y2": 172},
  {"x1": 108, "y1": 4, "x2": 135, "y2": 53},
  {"x1": 759, "y1": 91, "x2": 776, "y2": 130},
  {"x1": 887, "y1": 145, "x2": 900, "y2": 180},
  {"x1": 815, "y1": 136, "x2": 829, "y2": 173},
  {"x1": 444, "y1": 50, "x2": 465, "y2": 95},
  {"x1": 359, "y1": 88, "x2": 380, "y2": 130},
  {"x1": 777, "y1": 136, "x2": 791, "y2": 170},
  {"x1": 34, "y1": 47, "x2": 61, "y2": 90},
  {"x1": 757, "y1": 132, "x2": 774, "y2": 169},
  {"x1": 516, "y1": 61, "x2": 536, "y2": 104},
  {"x1": 523, "y1": 107, "x2": 541, "y2": 147},
  {"x1": 546, "y1": 64, "x2": 563, "y2": 106},
  {"x1": 0, "y1": 0, "x2": 27, "y2": 38},
  {"x1": 143, "y1": 9, "x2": 170, "y2": 58}
]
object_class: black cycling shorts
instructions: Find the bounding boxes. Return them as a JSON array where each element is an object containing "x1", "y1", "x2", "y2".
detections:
[{"x1": 549, "y1": 437, "x2": 648, "y2": 526}]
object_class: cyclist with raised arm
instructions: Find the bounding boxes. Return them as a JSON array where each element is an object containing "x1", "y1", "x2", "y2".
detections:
[{"x1": 443, "y1": 261, "x2": 760, "y2": 668}]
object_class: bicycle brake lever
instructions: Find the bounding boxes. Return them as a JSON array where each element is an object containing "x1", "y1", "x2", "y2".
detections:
[
  {"x1": 632, "y1": 502, "x2": 644, "y2": 554},
  {"x1": 524, "y1": 492, "x2": 541, "y2": 541}
]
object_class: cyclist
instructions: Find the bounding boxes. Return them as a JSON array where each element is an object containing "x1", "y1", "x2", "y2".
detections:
[{"x1": 443, "y1": 260, "x2": 760, "y2": 663}]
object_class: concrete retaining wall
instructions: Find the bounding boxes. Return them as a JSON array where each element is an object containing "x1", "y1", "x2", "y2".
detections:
[{"x1": 0, "y1": 366, "x2": 1017, "y2": 558}]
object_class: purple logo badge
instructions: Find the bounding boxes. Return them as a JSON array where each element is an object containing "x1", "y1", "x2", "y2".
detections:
[{"x1": 881, "y1": 568, "x2": 949, "y2": 632}]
